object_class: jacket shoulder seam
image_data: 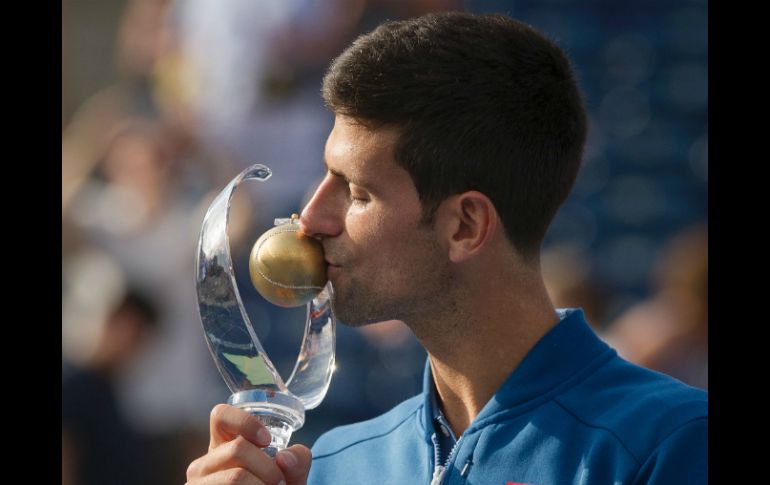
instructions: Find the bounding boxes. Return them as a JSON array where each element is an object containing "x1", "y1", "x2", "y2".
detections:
[
  {"x1": 552, "y1": 398, "x2": 644, "y2": 465},
  {"x1": 630, "y1": 416, "x2": 708, "y2": 480},
  {"x1": 552, "y1": 397, "x2": 707, "y2": 466},
  {"x1": 312, "y1": 402, "x2": 423, "y2": 459}
]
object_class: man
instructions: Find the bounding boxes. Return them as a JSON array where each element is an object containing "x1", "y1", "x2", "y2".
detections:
[{"x1": 186, "y1": 12, "x2": 707, "y2": 484}]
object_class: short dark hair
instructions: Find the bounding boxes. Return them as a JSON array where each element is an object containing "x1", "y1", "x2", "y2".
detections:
[{"x1": 322, "y1": 12, "x2": 587, "y2": 260}]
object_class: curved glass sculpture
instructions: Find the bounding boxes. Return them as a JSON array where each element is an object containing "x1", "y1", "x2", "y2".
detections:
[{"x1": 195, "y1": 164, "x2": 336, "y2": 455}]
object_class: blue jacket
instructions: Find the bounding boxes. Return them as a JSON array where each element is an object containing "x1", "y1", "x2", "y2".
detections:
[{"x1": 309, "y1": 308, "x2": 708, "y2": 484}]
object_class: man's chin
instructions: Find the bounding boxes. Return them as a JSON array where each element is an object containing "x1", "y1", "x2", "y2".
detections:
[{"x1": 330, "y1": 297, "x2": 385, "y2": 328}]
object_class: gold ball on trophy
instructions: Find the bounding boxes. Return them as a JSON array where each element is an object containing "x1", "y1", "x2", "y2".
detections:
[{"x1": 249, "y1": 215, "x2": 328, "y2": 308}]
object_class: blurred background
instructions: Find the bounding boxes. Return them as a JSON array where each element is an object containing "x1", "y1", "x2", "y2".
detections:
[{"x1": 62, "y1": 0, "x2": 707, "y2": 483}]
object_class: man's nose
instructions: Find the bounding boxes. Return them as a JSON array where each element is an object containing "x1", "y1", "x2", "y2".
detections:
[{"x1": 299, "y1": 175, "x2": 344, "y2": 239}]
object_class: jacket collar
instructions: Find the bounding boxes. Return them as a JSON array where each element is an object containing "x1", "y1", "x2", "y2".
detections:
[{"x1": 421, "y1": 308, "x2": 612, "y2": 435}]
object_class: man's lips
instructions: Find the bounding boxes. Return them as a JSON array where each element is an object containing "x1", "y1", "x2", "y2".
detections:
[
  {"x1": 322, "y1": 246, "x2": 344, "y2": 276},
  {"x1": 326, "y1": 261, "x2": 342, "y2": 277},
  {"x1": 323, "y1": 249, "x2": 342, "y2": 267}
]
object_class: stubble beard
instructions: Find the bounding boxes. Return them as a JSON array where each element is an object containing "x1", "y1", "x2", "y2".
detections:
[
  {"x1": 329, "y1": 280, "x2": 383, "y2": 327},
  {"x1": 328, "y1": 267, "x2": 398, "y2": 326},
  {"x1": 324, "y1": 215, "x2": 456, "y2": 330},
  {"x1": 329, "y1": 250, "x2": 454, "y2": 331}
]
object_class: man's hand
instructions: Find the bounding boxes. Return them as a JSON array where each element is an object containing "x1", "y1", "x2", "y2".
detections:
[{"x1": 186, "y1": 404, "x2": 312, "y2": 485}]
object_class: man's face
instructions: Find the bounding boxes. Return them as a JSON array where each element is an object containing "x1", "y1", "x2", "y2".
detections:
[{"x1": 300, "y1": 116, "x2": 452, "y2": 327}]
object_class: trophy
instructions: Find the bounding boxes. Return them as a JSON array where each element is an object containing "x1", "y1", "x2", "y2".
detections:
[{"x1": 195, "y1": 164, "x2": 335, "y2": 456}]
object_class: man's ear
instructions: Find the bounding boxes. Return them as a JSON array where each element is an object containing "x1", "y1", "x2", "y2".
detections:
[{"x1": 437, "y1": 191, "x2": 499, "y2": 263}]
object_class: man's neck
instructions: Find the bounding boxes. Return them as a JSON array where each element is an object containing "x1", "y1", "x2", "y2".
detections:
[{"x1": 417, "y1": 271, "x2": 560, "y2": 438}]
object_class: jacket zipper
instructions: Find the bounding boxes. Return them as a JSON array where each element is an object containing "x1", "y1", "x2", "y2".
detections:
[{"x1": 430, "y1": 433, "x2": 463, "y2": 485}]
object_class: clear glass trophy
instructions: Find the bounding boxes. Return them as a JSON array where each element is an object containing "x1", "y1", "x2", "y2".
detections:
[{"x1": 195, "y1": 164, "x2": 335, "y2": 455}]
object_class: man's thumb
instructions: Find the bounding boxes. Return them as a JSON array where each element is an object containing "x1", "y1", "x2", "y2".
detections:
[{"x1": 276, "y1": 444, "x2": 312, "y2": 485}]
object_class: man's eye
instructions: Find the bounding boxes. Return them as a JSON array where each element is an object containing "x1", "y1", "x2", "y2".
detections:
[
  {"x1": 345, "y1": 182, "x2": 369, "y2": 202},
  {"x1": 348, "y1": 189, "x2": 369, "y2": 204}
]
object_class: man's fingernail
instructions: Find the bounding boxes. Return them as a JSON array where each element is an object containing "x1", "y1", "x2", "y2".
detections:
[
  {"x1": 257, "y1": 428, "x2": 272, "y2": 446},
  {"x1": 278, "y1": 481, "x2": 286, "y2": 485},
  {"x1": 278, "y1": 449, "x2": 298, "y2": 468}
]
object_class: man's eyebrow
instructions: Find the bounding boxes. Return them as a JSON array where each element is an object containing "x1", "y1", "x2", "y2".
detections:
[
  {"x1": 324, "y1": 159, "x2": 350, "y2": 184},
  {"x1": 326, "y1": 165, "x2": 350, "y2": 184},
  {"x1": 324, "y1": 159, "x2": 375, "y2": 190}
]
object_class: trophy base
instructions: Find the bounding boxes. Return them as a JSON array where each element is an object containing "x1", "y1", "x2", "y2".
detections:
[{"x1": 228, "y1": 389, "x2": 305, "y2": 456}]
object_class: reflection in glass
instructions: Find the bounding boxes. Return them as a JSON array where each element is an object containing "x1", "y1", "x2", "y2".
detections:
[{"x1": 195, "y1": 164, "x2": 335, "y2": 454}]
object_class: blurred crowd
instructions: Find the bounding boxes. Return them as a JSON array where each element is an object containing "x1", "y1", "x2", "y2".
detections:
[{"x1": 62, "y1": 0, "x2": 707, "y2": 483}]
